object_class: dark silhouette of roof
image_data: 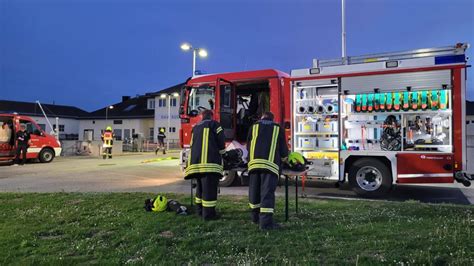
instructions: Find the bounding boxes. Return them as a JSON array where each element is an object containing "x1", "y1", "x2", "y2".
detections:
[
  {"x1": 83, "y1": 83, "x2": 184, "y2": 119},
  {"x1": 83, "y1": 95, "x2": 154, "y2": 119},
  {"x1": 147, "y1": 83, "x2": 184, "y2": 96},
  {"x1": 0, "y1": 100, "x2": 88, "y2": 118}
]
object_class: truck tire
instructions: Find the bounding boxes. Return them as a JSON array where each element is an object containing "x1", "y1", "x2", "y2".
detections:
[
  {"x1": 39, "y1": 148, "x2": 55, "y2": 163},
  {"x1": 220, "y1": 170, "x2": 237, "y2": 187},
  {"x1": 348, "y1": 158, "x2": 392, "y2": 197}
]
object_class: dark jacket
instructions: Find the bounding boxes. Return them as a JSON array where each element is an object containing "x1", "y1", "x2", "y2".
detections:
[
  {"x1": 16, "y1": 130, "x2": 30, "y2": 146},
  {"x1": 184, "y1": 119, "x2": 226, "y2": 179},
  {"x1": 247, "y1": 119, "x2": 289, "y2": 176},
  {"x1": 157, "y1": 132, "x2": 166, "y2": 142}
]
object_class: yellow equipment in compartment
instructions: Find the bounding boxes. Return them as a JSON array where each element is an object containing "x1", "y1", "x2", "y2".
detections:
[{"x1": 303, "y1": 151, "x2": 339, "y2": 160}]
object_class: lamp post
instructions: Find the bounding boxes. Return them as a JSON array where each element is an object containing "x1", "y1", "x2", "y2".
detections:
[
  {"x1": 105, "y1": 105, "x2": 114, "y2": 126},
  {"x1": 180, "y1": 43, "x2": 208, "y2": 77},
  {"x1": 161, "y1": 92, "x2": 180, "y2": 151}
]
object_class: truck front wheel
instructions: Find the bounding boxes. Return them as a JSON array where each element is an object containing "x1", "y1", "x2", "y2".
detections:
[
  {"x1": 39, "y1": 148, "x2": 55, "y2": 163},
  {"x1": 348, "y1": 158, "x2": 392, "y2": 197},
  {"x1": 220, "y1": 170, "x2": 238, "y2": 187}
]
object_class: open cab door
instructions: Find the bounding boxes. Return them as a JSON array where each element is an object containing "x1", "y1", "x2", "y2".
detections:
[{"x1": 216, "y1": 78, "x2": 236, "y2": 142}]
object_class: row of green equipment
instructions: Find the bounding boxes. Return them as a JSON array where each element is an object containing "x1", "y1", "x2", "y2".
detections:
[{"x1": 354, "y1": 90, "x2": 448, "y2": 113}]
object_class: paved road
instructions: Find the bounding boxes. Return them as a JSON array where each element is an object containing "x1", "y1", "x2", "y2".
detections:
[{"x1": 0, "y1": 153, "x2": 472, "y2": 204}]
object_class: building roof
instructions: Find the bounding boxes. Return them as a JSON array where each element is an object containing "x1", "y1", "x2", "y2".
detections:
[
  {"x1": 0, "y1": 100, "x2": 89, "y2": 118},
  {"x1": 82, "y1": 95, "x2": 154, "y2": 119},
  {"x1": 148, "y1": 83, "x2": 184, "y2": 96},
  {"x1": 467, "y1": 100, "x2": 474, "y2": 116}
]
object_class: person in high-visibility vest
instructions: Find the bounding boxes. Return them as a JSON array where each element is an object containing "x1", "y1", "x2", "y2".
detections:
[
  {"x1": 247, "y1": 111, "x2": 289, "y2": 230},
  {"x1": 184, "y1": 110, "x2": 226, "y2": 220},
  {"x1": 101, "y1": 126, "x2": 115, "y2": 159},
  {"x1": 155, "y1": 128, "x2": 166, "y2": 155}
]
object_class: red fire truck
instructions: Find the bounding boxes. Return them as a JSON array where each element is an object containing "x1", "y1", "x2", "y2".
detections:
[
  {"x1": 179, "y1": 43, "x2": 472, "y2": 196},
  {"x1": 0, "y1": 114, "x2": 62, "y2": 163}
]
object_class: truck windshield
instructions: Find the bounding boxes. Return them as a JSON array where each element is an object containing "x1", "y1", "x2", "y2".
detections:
[{"x1": 188, "y1": 86, "x2": 215, "y2": 114}]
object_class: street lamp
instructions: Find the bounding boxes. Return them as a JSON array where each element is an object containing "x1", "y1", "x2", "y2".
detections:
[
  {"x1": 160, "y1": 93, "x2": 180, "y2": 150},
  {"x1": 105, "y1": 105, "x2": 114, "y2": 126},
  {"x1": 180, "y1": 42, "x2": 208, "y2": 77}
]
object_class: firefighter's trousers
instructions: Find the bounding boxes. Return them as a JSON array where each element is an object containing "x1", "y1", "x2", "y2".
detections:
[
  {"x1": 249, "y1": 171, "x2": 278, "y2": 228},
  {"x1": 102, "y1": 147, "x2": 112, "y2": 159},
  {"x1": 194, "y1": 173, "x2": 219, "y2": 220}
]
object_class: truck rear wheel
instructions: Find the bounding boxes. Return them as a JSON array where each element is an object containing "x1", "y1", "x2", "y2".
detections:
[
  {"x1": 220, "y1": 170, "x2": 237, "y2": 187},
  {"x1": 348, "y1": 158, "x2": 392, "y2": 197},
  {"x1": 39, "y1": 148, "x2": 55, "y2": 163}
]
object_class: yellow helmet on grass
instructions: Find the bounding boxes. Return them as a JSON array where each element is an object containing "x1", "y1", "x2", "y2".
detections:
[{"x1": 152, "y1": 195, "x2": 168, "y2": 212}]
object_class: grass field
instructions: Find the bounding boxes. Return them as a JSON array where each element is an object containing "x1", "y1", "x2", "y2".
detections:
[{"x1": 0, "y1": 193, "x2": 473, "y2": 264}]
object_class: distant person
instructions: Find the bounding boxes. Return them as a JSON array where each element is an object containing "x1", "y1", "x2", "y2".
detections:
[
  {"x1": 14, "y1": 124, "x2": 31, "y2": 166},
  {"x1": 0, "y1": 122, "x2": 12, "y2": 143},
  {"x1": 155, "y1": 128, "x2": 166, "y2": 155},
  {"x1": 101, "y1": 126, "x2": 115, "y2": 159},
  {"x1": 247, "y1": 111, "x2": 289, "y2": 230}
]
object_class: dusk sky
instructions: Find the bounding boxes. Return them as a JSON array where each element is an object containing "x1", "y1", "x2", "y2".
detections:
[{"x1": 1, "y1": 0, "x2": 473, "y2": 111}]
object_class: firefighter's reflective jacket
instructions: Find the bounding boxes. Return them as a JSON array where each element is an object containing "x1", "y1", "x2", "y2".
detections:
[
  {"x1": 184, "y1": 119, "x2": 226, "y2": 179},
  {"x1": 101, "y1": 131, "x2": 114, "y2": 148},
  {"x1": 247, "y1": 119, "x2": 289, "y2": 176}
]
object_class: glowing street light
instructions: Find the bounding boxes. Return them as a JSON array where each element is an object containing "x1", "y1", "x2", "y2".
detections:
[
  {"x1": 180, "y1": 42, "x2": 208, "y2": 77},
  {"x1": 105, "y1": 105, "x2": 114, "y2": 125}
]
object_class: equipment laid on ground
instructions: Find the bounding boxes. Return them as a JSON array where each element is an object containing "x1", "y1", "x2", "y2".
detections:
[{"x1": 144, "y1": 195, "x2": 188, "y2": 215}]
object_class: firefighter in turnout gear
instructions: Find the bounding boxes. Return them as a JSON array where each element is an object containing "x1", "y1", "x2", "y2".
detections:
[
  {"x1": 155, "y1": 128, "x2": 166, "y2": 155},
  {"x1": 184, "y1": 110, "x2": 226, "y2": 220},
  {"x1": 247, "y1": 112, "x2": 289, "y2": 230},
  {"x1": 101, "y1": 126, "x2": 115, "y2": 159}
]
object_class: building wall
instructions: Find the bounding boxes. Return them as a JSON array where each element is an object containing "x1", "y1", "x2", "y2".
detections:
[
  {"x1": 153, "y1": 95, "x2": 181, "y2": 144},
  {"x1": 29, "y1": 116, "x2": 80, "y2": 139},
  {"x1": 78, "y1": 118, "x2": 154, "y2": 141}
]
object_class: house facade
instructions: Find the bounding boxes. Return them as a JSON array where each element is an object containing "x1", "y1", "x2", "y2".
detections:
[
  {"x1": 0, "y1": 83, "x2": 184, "y2": 148},
  {"x1": 78, "y1": 95, "x2": 155, "y2": 142}
]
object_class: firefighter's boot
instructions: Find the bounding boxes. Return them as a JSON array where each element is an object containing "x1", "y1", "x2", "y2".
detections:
[{"x1": 251, "y1": 208, "x2": 260, "y2": 224}]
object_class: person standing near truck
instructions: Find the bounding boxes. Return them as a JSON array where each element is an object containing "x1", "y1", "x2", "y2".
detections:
[
  {"x1": 101, "y1": 126, "x2": 115, "y2": 159},
  {"x1": 155, "y1": 128, "x2": 166, "y2": 155},
  {"x1": 247, "y1": 111, "x2": 289, "y2": 230},
  {"x1": 14, "y1": 124, "x2": 31, "y2": 166},
  {"x1": 184, "y1": 110, "x2": 226, "y2": 220}
]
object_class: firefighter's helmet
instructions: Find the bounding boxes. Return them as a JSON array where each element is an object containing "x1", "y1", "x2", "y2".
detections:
[
  {"x1": 287, "y1": 152, "x2": 307, "y2": 171},
  {"x1": 152, "y1": 195, "x2": 168, "y2": 212},
  {"x1": 160, "y1": 128, "x2": 165, "y2": 133},
  {"x1": 106, "y1": 126, "x2": 112, "y2": 131}
]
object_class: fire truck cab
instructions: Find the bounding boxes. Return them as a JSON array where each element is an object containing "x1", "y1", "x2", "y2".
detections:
[
  {"x1": 179, "y1": 69, "x2": 291, "y2": 186},
  {"x1": 0, "y1": 114, "x2": 62, "y2": 163}
]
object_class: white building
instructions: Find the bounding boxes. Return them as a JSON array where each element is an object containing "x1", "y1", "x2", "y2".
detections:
[
  {"x1": 78, "y1": 95, "x2": 155, "y2": 142},
  {"x1": 78, "y1": 83, "x2": 183, "y2": 147},
  {"x1": 0, "y1": 83, "x2": 184, "y2": 148},
  {"x1": 150, "y1": 83, "x2": 182, "y2": 144},
  {"x1": 0, "y1": 100, "x2": 87, "y2": 140}
]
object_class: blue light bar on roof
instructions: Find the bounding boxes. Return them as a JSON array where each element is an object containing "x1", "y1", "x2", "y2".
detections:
[{"x1": 435, "y1": 54, "x2": 465, "y2": 65}]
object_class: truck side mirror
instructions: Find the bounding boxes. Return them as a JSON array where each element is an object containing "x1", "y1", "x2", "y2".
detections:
[{"x1": 179, "y1": 105, "x2": 185, "y2": 115}]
